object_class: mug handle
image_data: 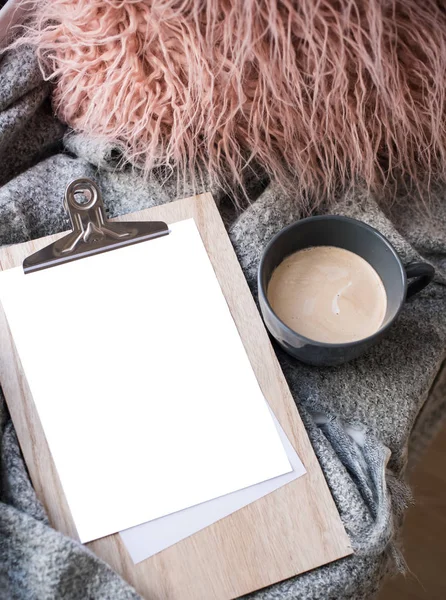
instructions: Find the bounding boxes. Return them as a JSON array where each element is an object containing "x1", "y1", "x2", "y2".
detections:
[{"x1": 405, "y1": 262, "x2": 435, "y2": 300}]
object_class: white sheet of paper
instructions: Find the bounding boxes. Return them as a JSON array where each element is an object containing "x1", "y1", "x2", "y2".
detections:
[
  {"x1": 120, "y1": 409, "x2": 305, "y2": 563},
  {"x1": 0, "y1": 219, "x2": 291, "y2": 543}
]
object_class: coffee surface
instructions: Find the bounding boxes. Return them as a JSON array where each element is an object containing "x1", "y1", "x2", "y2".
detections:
[{"x1": 267, "y1": 246, "x2": 387, "y2": 343}]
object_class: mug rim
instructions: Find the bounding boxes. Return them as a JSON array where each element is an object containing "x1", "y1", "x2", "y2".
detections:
[{"x1": 258, "y1": 214, "x2": 407, "y2": 349}]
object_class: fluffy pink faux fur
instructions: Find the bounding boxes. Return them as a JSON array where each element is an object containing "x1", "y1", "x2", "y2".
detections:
[{"x1": 14, "y1": 0, "x2": 446, "y2": 206}]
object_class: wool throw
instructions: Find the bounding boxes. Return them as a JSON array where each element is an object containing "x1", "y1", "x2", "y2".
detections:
[{"x1": 1, "y1": 45, "x2": 446, "y2": 600}]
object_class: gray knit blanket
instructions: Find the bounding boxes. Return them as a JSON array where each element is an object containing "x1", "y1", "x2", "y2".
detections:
[{"x1": 1, "y1": 46, "x2": 446, "y2": 600}]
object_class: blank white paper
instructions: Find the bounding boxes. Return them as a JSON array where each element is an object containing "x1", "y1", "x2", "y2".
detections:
[
  {"x1": 0, "y1": 219, "x2": 291, "y2": 543},
  {"x1": 120, "y1": 408, "x2": 305, "y2": 563}
]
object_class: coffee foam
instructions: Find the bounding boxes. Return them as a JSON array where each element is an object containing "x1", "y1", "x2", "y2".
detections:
[{"x1": 267, "y1": 246, "x2": 387, "y2": 344}]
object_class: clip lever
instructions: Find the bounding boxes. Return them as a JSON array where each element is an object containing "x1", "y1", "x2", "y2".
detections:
[{"x1": 24, "y1": 178, "x2": 170, "y2": 273}]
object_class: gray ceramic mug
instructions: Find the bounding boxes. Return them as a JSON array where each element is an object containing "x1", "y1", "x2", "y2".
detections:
[{"x1": 258, "y1": 215, "x2": 435, "y2": 366}]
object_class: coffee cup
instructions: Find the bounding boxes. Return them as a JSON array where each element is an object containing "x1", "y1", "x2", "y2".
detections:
[{"x1": 258, "y1": 215, "x2": 435, "y2": 366}]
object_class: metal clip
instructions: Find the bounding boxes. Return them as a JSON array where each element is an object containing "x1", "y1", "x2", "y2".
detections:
[{"x1": 24, "y1": 178, "x2": 170, "y2": 273}]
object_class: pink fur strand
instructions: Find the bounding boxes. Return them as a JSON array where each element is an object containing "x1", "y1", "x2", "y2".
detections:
[{"x1": 11, "y1": 0, "x2": 446, "y2": 207}]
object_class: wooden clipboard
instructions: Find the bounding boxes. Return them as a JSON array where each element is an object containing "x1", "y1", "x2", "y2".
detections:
[{"x1": 0, "y1": 190, "x2": 352, "y2": 600}]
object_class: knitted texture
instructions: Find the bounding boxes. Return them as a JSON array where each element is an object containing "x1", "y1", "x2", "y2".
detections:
[
  {"x1": 9, "y1": 0, "x2": 446, "y2": 206},
  {"x1": 2, "y1": 45, "x2": 446, "y2": 600}
]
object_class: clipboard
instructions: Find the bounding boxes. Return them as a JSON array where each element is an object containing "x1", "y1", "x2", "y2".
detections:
[{"x1": 0, "y1": 179, "x2": 352, "y2": 600}]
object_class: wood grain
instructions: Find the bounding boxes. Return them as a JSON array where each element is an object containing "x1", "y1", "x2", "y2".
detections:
[
  {"x1": 379, "y1": 427, "x2": 446, "y2": 598},
  {"x1": 0, "y1": 192, "x2": 352, "y2": 600}
]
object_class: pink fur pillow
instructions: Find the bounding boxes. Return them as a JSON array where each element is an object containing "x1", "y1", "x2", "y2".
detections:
[{"x1": 15, "y1": 0, "x2": 446, "y2": 205}]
